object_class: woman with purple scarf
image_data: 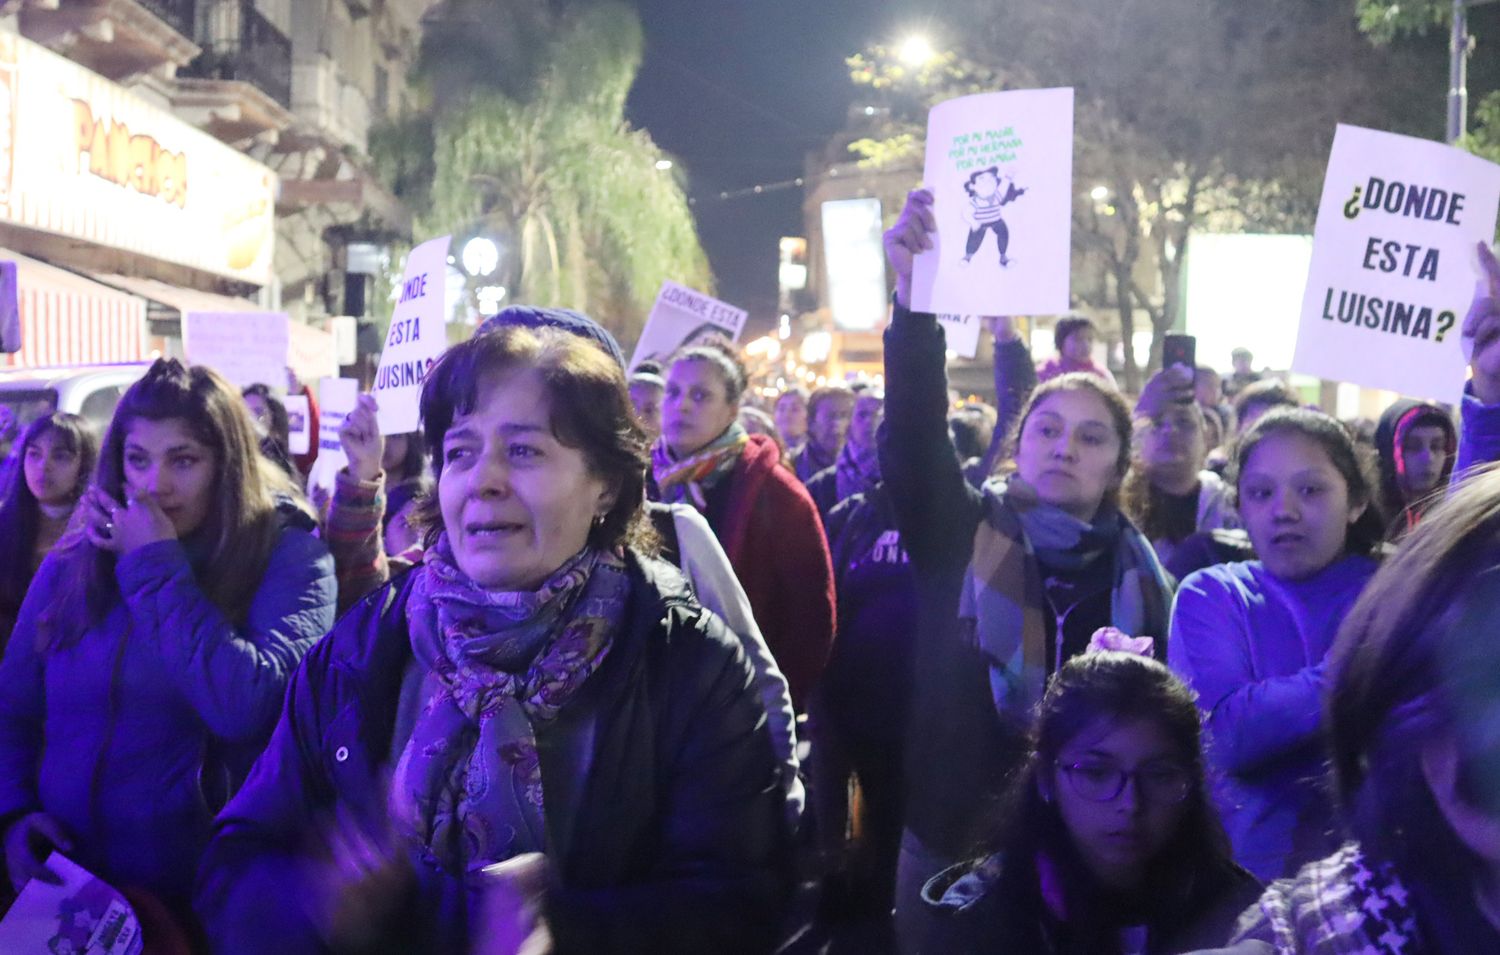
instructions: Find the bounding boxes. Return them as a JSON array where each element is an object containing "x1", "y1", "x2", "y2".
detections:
[{"x1": 197, "y1": 324, "x2": 794, "y2": 954}]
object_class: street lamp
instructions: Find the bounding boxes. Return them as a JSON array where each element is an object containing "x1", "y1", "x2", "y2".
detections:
[
  {"x1": 1090, "y1": 185, "x2": 1110, "y2": 201},
  {"x1": 898, "y1": 35, "x2": 935, "y2": 67},
  {"x1": 461, "y1": 236, "x2": 500, "y2": 277},
  {"x1": 1449, "y1": 0, "x2": 1500, "y2": 144},
  {"x1": 655, "y1": 159, "x2": 674, "y2": 171}
]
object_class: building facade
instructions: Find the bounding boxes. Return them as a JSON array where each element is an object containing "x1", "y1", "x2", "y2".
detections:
[{"x1": 0, "y1": 0, "x2": 432, "y2": 377}]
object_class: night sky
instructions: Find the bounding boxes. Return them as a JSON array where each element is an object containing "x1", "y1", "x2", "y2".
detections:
[{"x1": 626, "y1": 0, "x2": 930, "y2": 334}]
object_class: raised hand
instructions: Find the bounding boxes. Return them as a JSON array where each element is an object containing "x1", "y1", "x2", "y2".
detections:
[
  {"x1": 82, "y1": 486, "x2": 176, "y2": 554},
  {"x1": 1463, "y1": 241, "x2": 1500, "y2": 406},
  {"x1": 1135, "y1": 364, "x2": 1196, "y2": 420},
  {"x1": 883, "y1": 189, "x2": 936, "y2": 308},
  {"x1": 3, "y1": 811, "x2": 71, "y2": 892},
  {"x1": 471, "y1": 852, "x2": 554, "y2": 955},
  {"x1": 307, "y1": 808, "x2": 414, "y2": 952},
  {"x1": 340, "y1": 394, "x2": 385, "y2": 483},
  {"x1": 983, "y1": 315, "x2": 1019, "y2": 344}
]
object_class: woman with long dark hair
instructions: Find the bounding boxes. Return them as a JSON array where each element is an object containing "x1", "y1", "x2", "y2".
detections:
[
  {"x1": 1169, "y1": 407, "x2": 1386, "y2": 882},
  {"x1": 925, "y1": 651, "x2": 1259, "y2": 954},
  {"x1": 0, "y1": 413, "x2": 97, "y2": 649},
  {"x1": 0, "y1": 359, "x2": 336, "y2": 929}
]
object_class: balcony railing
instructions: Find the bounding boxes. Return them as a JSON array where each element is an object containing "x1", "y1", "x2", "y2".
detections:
[
  {"x1": 182, "y1": 1, "x2": 292, "y2": 108},
  {"x1": 137, "y1": 0, "x2": 197, "y2": 39}
]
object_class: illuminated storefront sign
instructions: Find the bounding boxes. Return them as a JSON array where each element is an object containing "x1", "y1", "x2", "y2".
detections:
[{"x1": 0, "y1": 31, "x2": 277, "y2": 284}]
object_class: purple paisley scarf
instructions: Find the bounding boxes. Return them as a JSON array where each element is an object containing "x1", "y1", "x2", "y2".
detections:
[{"x1": 390, "y1": 535, "x2": 628, "y2": 875}]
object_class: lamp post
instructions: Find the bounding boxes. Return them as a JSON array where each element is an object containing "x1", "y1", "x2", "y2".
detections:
[{"x1": 1450, "y1": 0, "x2": 1500, "y2": 145}]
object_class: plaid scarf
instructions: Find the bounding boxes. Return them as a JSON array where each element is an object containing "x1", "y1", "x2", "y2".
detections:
[
  {"x1": 652, "y1": 422, "x2": 750, "y2": 510},
  {"x1": 1247, "y1": 843, "x2": 1421, "y2": 955},
  {"x1": 390, "y1": 537, "x2": 628, "y2": 875},
  {"x1": 959, "y1": 479, "x2": 1172, "y2": 725}
]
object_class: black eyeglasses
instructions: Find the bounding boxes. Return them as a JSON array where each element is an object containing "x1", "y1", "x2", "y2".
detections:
[{"x1": 1056, "y1": 760, "x2": 1193, "y2": 804}]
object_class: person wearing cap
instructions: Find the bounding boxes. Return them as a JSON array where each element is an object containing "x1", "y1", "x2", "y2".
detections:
[
  {"x1": 1223, "y1": 347, "x2": 1263, "y2": 400},
  {"x1": 629, "y1": 362, "x2": 666, "y2": 440}
]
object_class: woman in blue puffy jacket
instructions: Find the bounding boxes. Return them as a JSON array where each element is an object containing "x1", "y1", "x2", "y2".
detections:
[{"x1": 0, "y1": 359, "x2": 336, "y2": 929}]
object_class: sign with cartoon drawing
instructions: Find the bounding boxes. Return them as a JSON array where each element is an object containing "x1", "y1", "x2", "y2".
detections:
[
  {"x1": 911, "y1": 88, "x2": 1075, "y2": 318},
  {"x1": 628, "y1": 281, "x2": 748, "y2": 371}
]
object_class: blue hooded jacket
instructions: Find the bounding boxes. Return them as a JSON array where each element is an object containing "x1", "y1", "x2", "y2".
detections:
[{"x1": 0, "y1": 515, "x2": 335, "y2": 909}]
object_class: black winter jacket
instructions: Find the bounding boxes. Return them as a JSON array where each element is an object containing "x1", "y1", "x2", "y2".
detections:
[{"x1": 196, "y1": 550, "x2": 794, "y2": 954}]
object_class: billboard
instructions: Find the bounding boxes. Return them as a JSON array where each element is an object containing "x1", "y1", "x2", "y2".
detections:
[
  {"x1": 1183, "y1": 233, "x2": 1313, "y2": 372},
  {"x1": 821, "y1": 198, "x2": 887, "y2": 331}
]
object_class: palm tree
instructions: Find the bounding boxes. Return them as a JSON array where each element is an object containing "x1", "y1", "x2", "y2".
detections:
[{"x1": 423, "y1": 3, "x2": 713, "y2": 343}]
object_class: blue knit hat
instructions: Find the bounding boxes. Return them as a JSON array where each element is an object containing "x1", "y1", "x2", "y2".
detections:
[{"x1": 477, "y1": 305, "x2": 626, "y2": 370}]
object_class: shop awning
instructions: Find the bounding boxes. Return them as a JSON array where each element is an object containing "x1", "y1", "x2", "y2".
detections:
[
  {"x1": 89, "y1": 274, "x2": 265, "y2": 318},
  {"x1": 0, "y1": 251, "x2": 147, "y2": 368},
  {"x1": 92, "y1": 273, "x2": 340, "y2": 383}
]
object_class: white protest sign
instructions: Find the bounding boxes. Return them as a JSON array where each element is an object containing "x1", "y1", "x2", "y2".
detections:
[
  {"x1": 937, "y1": 314, "x2": 982, "y2": 358},
  {"x1": 310, "y1": 377, "x2": 359, "y2": 492},
  {"x1": 373, "y1": 236, "x2": 451, "y2": 435},
  {"x1": 1293, "y1": 124, "x2": 1500, "y2": 404},
  {"x1": 0, "y1": 852, "x2": 142, "y2": 954},
  {"x1": 284, "y1": 394, "x2": 310, "y2": 455},
  {"x1": 628, "y1": 281, "x2": 748, "y2": 370},
  {"x1": 183, "y1": 311, "x2": 290, "y2": 389},
  {"x1": 912, "y1": 88, "x2": 1074, "y2": 317}
]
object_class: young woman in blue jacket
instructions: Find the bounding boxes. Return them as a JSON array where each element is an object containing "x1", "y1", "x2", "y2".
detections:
[{"x1": 0, "y1": 359, "x2": 336, "y2": 928}]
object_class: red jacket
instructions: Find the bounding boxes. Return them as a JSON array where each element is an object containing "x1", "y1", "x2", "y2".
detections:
[{"x1": 711, "y1": 434, "x2": 836, "y2": 708}]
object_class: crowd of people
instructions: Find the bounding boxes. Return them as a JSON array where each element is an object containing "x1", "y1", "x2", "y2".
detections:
[{"x1": 0, "y1": 188, "x2": 1495, "y2": 955}]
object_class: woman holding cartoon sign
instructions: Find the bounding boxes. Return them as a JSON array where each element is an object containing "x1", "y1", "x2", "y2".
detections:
[{"x1": 880, "y1": 188, "x2": 1175, "y2": 946}]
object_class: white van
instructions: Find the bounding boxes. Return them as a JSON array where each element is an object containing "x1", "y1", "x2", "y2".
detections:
[{"x1": 0, "y1": 362, "x2": 150, "y2": 433}]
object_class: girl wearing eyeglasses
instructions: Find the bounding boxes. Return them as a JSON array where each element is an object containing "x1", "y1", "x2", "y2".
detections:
[{"x1": 922, "y1": 651, "x2": 1260, "y2": 955}]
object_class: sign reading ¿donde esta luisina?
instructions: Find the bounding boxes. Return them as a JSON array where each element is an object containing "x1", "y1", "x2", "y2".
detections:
[
  {"x1": 373, "y1": 236, "x2": 451, "y2": 435},
  {"x1": 1293, "y1": 124, "x2": 1500, "y2": 404}
]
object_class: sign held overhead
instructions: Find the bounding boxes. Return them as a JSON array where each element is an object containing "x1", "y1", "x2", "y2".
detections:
[{"x1": 1292, "y1": 124, "x2": 1500, "y2": 404}]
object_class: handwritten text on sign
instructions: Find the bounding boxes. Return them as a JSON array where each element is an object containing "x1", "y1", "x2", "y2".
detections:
[
  {"x1": 1293, "y1": 125, "x2": 1500, "y2": 404},
  {"x1": 372, "y1": 236, "x2": 451, "y2": 434}
]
